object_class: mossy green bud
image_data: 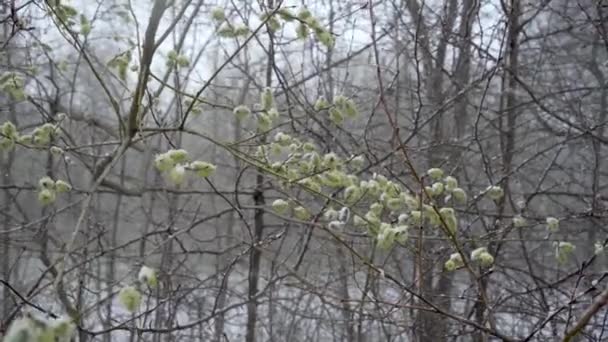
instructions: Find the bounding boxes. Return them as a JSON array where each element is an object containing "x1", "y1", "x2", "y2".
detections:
[
  {"x1": 138, "y1": 265, "x2": 158, "y2": 288},
  {"x1": 38, "y1": 189, "x2": 56, "y2": 205},
  {"x1": 546, "y1": 217, "x2": 559, "y2": 232},
  {"x1": 427, "y1": 168, "x2": 444, "y2": 180},
  {"x1": 55, "y1": 180, "x2": 72, "y2": 193},
  {"x1": 118, "y1": 286, "x2": 142, "y2": 312},
  {"x1": 486, "y1": 185, "x2": 504, "y2": 200},
  {"x1": 233, "y1": 105, "x2": 251, "y2": 120},
  {"x1": 293, "y1": 206, "x2": 311, "y2": 220},
  {"x1": 272, "y1": 199, "x2": 289, "y2": 214},
  {"x1": 444, "y1": 176, "x2": 458, "y2": 191}
]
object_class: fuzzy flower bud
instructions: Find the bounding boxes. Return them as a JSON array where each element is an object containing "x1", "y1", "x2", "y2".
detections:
[
  {"x1": 452, "y1": 188, "x2": 467, "y2": 204},
  {"x1": 233, "y1": 105, "x2": 251, "y2": 120},
  {"x1": 273, "y1": 132, "x2": 292, "y2": 146},
  {"x1": 50, "y1": 146, "x2": 64, "y2": 155},
  {"x1": 445, "y1": 253, "x2": 464, "y2": 271},
  {"x1": 439, "y1": 207, "x2": 457, "y2": 234},
  {"x1": 555, "y1": 241, "x2": 575, "y2": 263},
  {"x1": 167, "y1": 149, "x2": 189, "y2": 163},
  {"x1": 38, "y1": 189, "x2": 56, "y2": 206},
  {"x1": 314, "y1": 97, "x2": 330, "y2": 111},
  {"x1": 55, "y1": 180, "x2": 72, "y2": 193},
  {"x1": 432, "y1": 182, "x2": 444, "y2": 196},
  {"x1": 261, "y1": 87, "x2": 274, "y2": 111},
  {"x1": 257, "y1": 113, "x2": 272, "y2": 132},
  {"x1": 329, "y1": 107, "x2": 344, "y2": 125},
  {"x1": 323, "y1": 208, "x2": 339, "y2": 221},
  {"x1": 427, "y1": 168, "x2": 444, "y2": 180},
  {"x1": 168, "y1": 164, "x2": 186, "y2": 185},
  {"x1": 293, "y1": 206, "x2": 311, "y2": 220},
  {"x1": 189, "y1": 161, "x2": 216, "y2": 178},
  {"x1": 546, "y1": 217, "x2": 559, "y2": 232},
  {"x1": 1, "y1": 121, "x2": 18, "y2": 139},
  {"x1": 211, "y1": 7, "x2": 225, "y2": 21},
  {"x1": 444, "y1": 176, "x2": 458, "y2": 191},
  {"x1": 272, "y1": 199, "x2": 290, "y2": 214},
  {"x1": 369, "y1": 202, "x2": 384, "y2": 216},
  {"x1": 39, "y1": 176, "x2": 55, "y2": 190},
  {"x1": 138, "y1": 265, "x2": 158, "y2": 288},
  {"x1": 410, "y1": 210, "x2": 422, "y2": 225},
  {"x1": 344, "y1": 185, "x2": 361, "y2": 205},
  {"x1": 513, "y1": 215, "x2": 526, "y2": 228},
  {"x1": 486, "y1": 185, "x2": 504, "y2": 201},
  {"x1": 154, "y1": 153, "x2": 175, "y2": 172},
  {"x1": 118, "y1": 286, "x2": 142, "y2": 312}
]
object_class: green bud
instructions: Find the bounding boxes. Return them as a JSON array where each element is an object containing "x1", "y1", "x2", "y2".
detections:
[
  {"x1": 546, "y1": 217, "x2": 559, "y2": 232},
  {"x1": 344, "y1": 185, "x2": 361, "y2": 205},
  {"x1": 211, "y1": 7, "x2": 225, "y2": 21},
  {"x1": 341, "y1": 99, "x2": 358, "y2": 118},
  {"x1": 0, "y1": 137, "x2": 15, "y2": 150},
  {"x1": 369, "y1": 202, "x2": 384, "y2": 216},
  {"x1": 444, "y1": 176, "x2": 458, "y2": 191},
  {"x1": 233, "y1": 105, "x2": 251, "y2": 120},
  {"x1": 486, "y1": 185, "x2": 504, "y2": 200},
  {"x1": 190, "y1": 161, "x2": 216, "y2": 177},
  {"x1": 234, "y1": 25, "x2": 250, "y2": 37},
  {"x1": 1, "y1": 121, "x2": 18, "y2": 139},
  {"x1": 452, "y1": 188, "x2": 467, "y2": 204},
  {"x1": 39, "y1": 176, "x2": 55, "y2": 190},
  {"x1": 403, "y1": 194, "x2": 420, "y2": 210},
  {"x1": 55, "y1": 180, "x2": 72, "y2": 193},
  {"x1": 272, "y1": 199, "x2": 289, "y2": 214},
  {"x1": 386, "y1": 197, "x2": 404, "y2": 211},
  {"x1": 17, "y1": 134, "x2": 32, "y2": 144},
  {"x1": 329, "y1": 107, "x2": 343, "y2": 125},
  {"x1": 350, "y1": 155, "x2": 365, "y2": 170},
  {"x1": 257, "y1": 114, "x2": 272, "y2": 132},
  {"x1": 427, "y1": 168, "x2": 444, "y2": 180},
  {"x1": 261, "y1": 87, "x2": 274, "y2": 111},
  {"x1": 154, "y1": 153, "x2": 175, "y2": 172},
  {"x1": 293, "y1": 206, "x2": 311, "y2": 220},
  {"x1": 423, "y1": 204, "x2": 441, "y2": 226},
  {"x1": 38, "y1": 189, "x2": 56, "y2": 206},
  {"x1": 217, "y1": 24, "x2": 235, "y2": 37},
  {"x1": 448, "y1": 252, "x2": 464, "y2": 269},
  {"x1": 410, "y1": 210, "x2": 422, "y2": 225},
  {"x1": 168, "y1": 164, "x2": 186, "y2": 185},
  {"x1": 478, "y1": 252, "x2": 494, "y2": 267},
  {"x1": 444, "y1": 259, "x2": 457, "y2": 271},
  {"x1": 314, "y1": 97, "x2": 330, "y2": 111},
  {"x1": 302, "y1": 142, "x2": 316, "y2": 152},
  {"x1": 439, "y1": 207, "x2": 457, "y2": 234},
  {"x1": 298, "y1": 8, "x2": 312, "y2": 20},
  {"x1": 273, "y1": 132, "x2": 292, "y2": 146},
  {"x1": 50, "y1": 146, "x2": 64, "y2": 155},
  {"x1": 277, "y1": 8, "x2": 294, "y2": 21},
  {"x1": 394, "y1": 225, "x2": 409, "y2": 243},
  {"x1": 471, "y1": 247, "x2": 488, "y2": 261},
  {"x1": 118, "y1": 286, "x2": 142, "y2": 312},
  {"x1": 376, "y1": 224, "x2": 396, "y2": 250},
  {"x1": 138, "y1": 265, "x2": 158, "y2": 288},
  {"x1": 316, "y1": 30, "x2": 335, "y2": 48},
  {"x1": 167, "y1": 149, "x2": 189, "y2": 163},
  {"x1": 322, "y1": 152, "x2": 340, "y2": 169},
  {"x1": 513, "y1": 215, "x2": 526, "y2": 228},
  {"x1": 322, "y1": 169, "x2": 345, "y2": 188},
  {"x1": 296, "y1": 23, "x2": 309, "y2": 40}
]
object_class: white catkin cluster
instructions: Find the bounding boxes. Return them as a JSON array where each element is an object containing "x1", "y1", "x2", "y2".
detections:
[
  {"x1": 3, "y1": 313, "x2": 75, "y2": 342},
  {"x1": 154, "y1": 149, "x2": 216, "y2": 185}
]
